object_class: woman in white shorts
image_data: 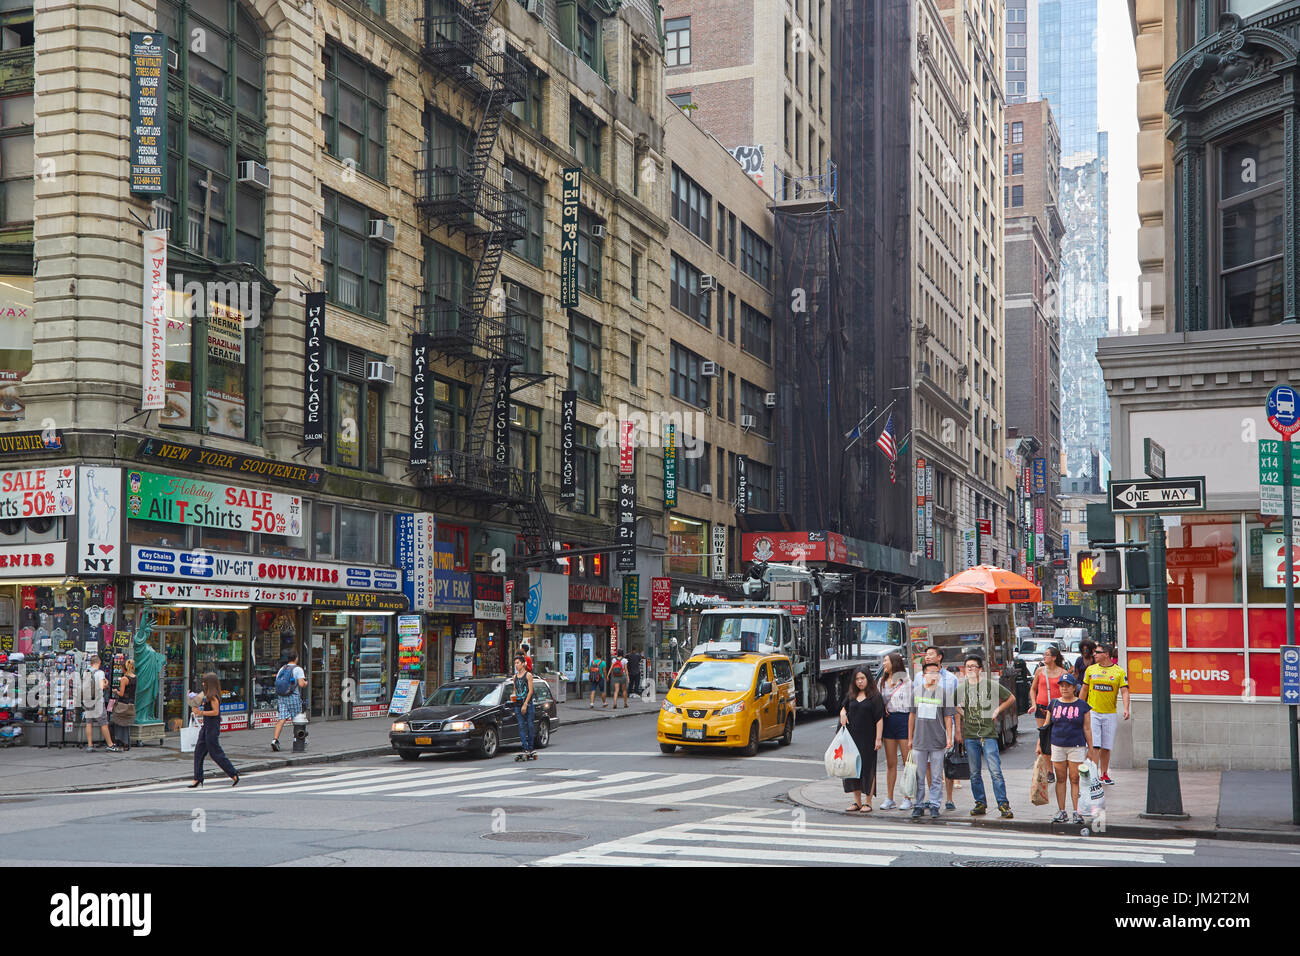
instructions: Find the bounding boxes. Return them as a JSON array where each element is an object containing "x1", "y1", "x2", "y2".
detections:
[{"x1": 1037, "y1": 672, "x2": 1092, "y2": 824}]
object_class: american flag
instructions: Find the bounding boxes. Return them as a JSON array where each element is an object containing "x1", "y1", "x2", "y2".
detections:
[{"x1": 876, "y1": 413, "x2": 897, "y2": 484}]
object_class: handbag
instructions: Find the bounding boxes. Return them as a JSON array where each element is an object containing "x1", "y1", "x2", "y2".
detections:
[
  {"x1": 944, "y1": 743, "x2": 970, "y2": 780},
  {"x1": 899, "y1": 751, "x2": 918, "y2": 801},
  {"x1": 180, "y1": 713, "x2": 201, "y2": 753},
  {"x1": 1030, "y1": 753, "x2": 1051, "y2": 806}
]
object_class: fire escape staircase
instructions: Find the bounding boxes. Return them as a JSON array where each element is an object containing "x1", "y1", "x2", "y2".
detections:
[{"x1": 414, "y1": 0, "x2": 555, "y2": 562}]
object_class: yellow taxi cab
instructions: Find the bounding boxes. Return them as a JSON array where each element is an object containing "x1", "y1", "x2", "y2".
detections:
[{"x1": 657, "y1": 650, "x2": 796, "y2": 756}]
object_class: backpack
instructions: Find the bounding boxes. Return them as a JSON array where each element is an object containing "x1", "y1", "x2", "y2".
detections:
[
  {"x1": 275, "y1": 665, "x2": 296, "y2": 696},
  {"x1": 610, "y1": 658, "x2": 624, "y2": 675},
  {"x1": 589, "y1": 660, "x2": 602, "y2": 678}
]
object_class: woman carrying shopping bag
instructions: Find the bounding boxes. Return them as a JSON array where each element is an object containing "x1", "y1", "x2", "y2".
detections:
[
  {"x1": 838, "y1": 667, "x2": 885, "y2": 812},
  {"x1": 189, "y1": 672, "x2": 240, "y2": 789},
  {"x1": 1029, "y1": 646, "x2": 1069, "y2": 782},
  {"x1": 878, "y1": 652, "x2": 913, "y2": 810},
  {"x1": 110, "y1": 659, "x2": 137, "y2": 751}
]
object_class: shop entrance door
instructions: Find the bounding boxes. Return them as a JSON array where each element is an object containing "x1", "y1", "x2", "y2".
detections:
[{"x1": 310, "y1": 627, "x2": 348, "y2": 719}]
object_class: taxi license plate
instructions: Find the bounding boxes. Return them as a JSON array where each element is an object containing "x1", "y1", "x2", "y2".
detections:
[
  {"x1": 683, "y1": 726, "x2": 704, "y2": 741},
  {"x1": 414, "y1": 736, "x2": 433, "y2": 745}
]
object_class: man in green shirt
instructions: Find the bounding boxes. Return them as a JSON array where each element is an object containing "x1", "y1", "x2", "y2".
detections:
[{"x1": 955, "y1": 654, "x2": 1016, "y2": 818}]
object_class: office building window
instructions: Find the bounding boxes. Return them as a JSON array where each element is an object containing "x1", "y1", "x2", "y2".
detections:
[
  {"x1": 665, "y1": 16, "x2": 690, "y2": 66},
  {"x1": 670, "y1": 164, "x2": 712, "y2": 242},
  {"x1": 670, "y1": 342, "x2": 711, "y2": 408},
  {"x1": 1218, "y1": 123, "x2": 1284, "y2": 328},
  {"x1": 577, "y1": 207, "x2": 603, "y2": 298},
  {"x1": 679, "y1": 439, "x2": 711, "y2": 493},
  {"x1": 324, "y1": 340, "x2": 385, "y2": 473},
  {"x1": 509, "y1": 402, "x2": 541, "y2": 477},
  {"x1": 1011, "y1": 152, "x2": 1023, "y2": 174},
  {"x1": 432, "y1": 375, "x2": 471, "y2": 454},
  {"x1": 1010, "y1": 121, "x2": 1023, "y2": 143},
  {"x1": 0, "y1": 94, "x2": 32, "y2": 226},
  {"x1": 747, "y1": 460, "x2": 771, "y2": 510},
  {"x1": 727, "y1": 292, "x2": 736, "y2": 342},
  {"x1": 508, "y1": 284, "x2": 543, "y2": 374},
  {"x1": 741, "y1": 379, "x2": 771, "y2": 436},
  {"x1": 573, "y1": 423, "x2": 601, "y2": 515},
  {"x1": 576, "y1": 5, "x2": 598, "y2": 70},
  {"x1": 321, "y1": 42, "x2": 387, "y2": 181},
  {"x1": 630, "y1": 336, "x2": 641, "y2": 387},
  {"x1": 569, "y1": 312, "x2": 603, "y2": 402},
  {"x1": 740, "y1": 225, "x2": 772, "y2": 286},
  {"x1": 716, "y1": 203, "x2": 726, "y2": 252},
  {"x1": 569, "y1": 99, "x2": 603, "y2": 174},
  {"x1": 670, "y1": 253, "x2": 711, "y2": 327},
  {"x1": 1011, "y1": 185, "x2": 1023, "y2": 206},
  {"x1": 509, "y1": 54, "x2": 545, "y2": 132},
  {"x1": 631, "y1": 248, "x2": 642, "y2": 300},
  {"x1": 741, "y1": 303, "x2": 771, "y2": 363},
  {"x1": 323, "y1": 188, "x2": 386, "y2": 321},
  {"x1": 668, "y1": 91, "x2": 693, "y2": 109},
  {"x1": 506, "y1": 163, "x2": 544, "y2": 266}
]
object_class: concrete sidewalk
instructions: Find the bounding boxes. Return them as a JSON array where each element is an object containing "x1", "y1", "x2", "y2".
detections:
[
  {"x1": 790, "y1": 759, "x2": 1300, "y2": 844},
  {"x1": 0, "y1": 694, "x2": 659, "y2": 796}
]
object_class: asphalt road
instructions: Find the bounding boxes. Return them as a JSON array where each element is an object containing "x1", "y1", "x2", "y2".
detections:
[{"x1": 6, "y1": 710, "x2": 1300, "y2": 867}]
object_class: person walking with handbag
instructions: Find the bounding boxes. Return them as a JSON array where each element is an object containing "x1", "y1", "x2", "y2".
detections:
[
  {"x1": 189, "y1": 672, "x2": 239, "y2": 788},
  {"x1": 270, "y1": 651, "x2": 307, "y2": 752},
  {"x1": 878, "y1": 652, "x2": 913, "y2": 810},
  {"x1": 110, "y1": 658, "x2": 137, "y2": 751},
  {"x1": 838, "y1": 667, "x2": 885, "y2": 812},
  {"x1": 955, "y1": 654, "x2": 1016, "y2": 818},
  {"x1": 1030, "y1": 645, "x2": 1069, "y2": 783},
  {"x1": 908, "y1": 660, "x2": 955, "y2": 820},
  {"x1": 1039, "y1": 672, "x2": 1093, "y2": 823}
]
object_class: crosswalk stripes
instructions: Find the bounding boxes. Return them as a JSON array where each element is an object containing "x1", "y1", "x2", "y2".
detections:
[
  {"x1": 532, "y1": 811, "x2": 1203, "y2": 867},
  {"x1": 110, "y1": 762, "x2": 798, "y2": 806}
]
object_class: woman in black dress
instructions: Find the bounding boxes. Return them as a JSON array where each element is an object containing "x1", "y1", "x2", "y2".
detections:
[
  {"x1": 838, "y1": 667, "x2": 885, "y2": 812},
  {"x1": 189, "y1": 672, "x2": 240, "y2": 788}
]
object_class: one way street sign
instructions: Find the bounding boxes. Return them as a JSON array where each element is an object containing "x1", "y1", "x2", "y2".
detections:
[{"x1": 1109, "y1": 476, "x2": 1207, "y2": 513}]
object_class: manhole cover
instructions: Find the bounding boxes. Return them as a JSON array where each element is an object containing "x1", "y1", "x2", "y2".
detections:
[
  {"x1": 126, "y1": 813, "x2": 193, "y2": 823},
  {"x1": 481, "y1": 831, "x2": 584, "y2": 844},
  {"x1": 952, "y1": 859, "x2": 1044, "y2": 867},
  {"x1": 458, "y1": 805, "x2": 543, "y2": 814}
]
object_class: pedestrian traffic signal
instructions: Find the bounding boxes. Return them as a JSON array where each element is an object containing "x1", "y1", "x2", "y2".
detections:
[
  {"x1": 1078, "y1": 549, "x2": 1121, "y2": 592},
  {"x1": 1124, "y1": 549, "x2": 1150, "y2": 591}
]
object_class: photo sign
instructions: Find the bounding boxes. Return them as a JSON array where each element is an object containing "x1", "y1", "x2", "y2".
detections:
[
  {"x1": 560, "y1": 168, "x2": 581, "y2": 308},
  {"x1": 125, "y1": 469, "x2": 302, "y2": 537},
  {"x1": 129, "y1": 33, "x2": 168, "y2": 195}
]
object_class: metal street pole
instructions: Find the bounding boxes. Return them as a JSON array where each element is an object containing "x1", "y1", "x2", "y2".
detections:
[
  {"x1": 1285, "y1": 438, "x2": 1300, "y2": 825},
  {"x1": 1144, "y1": 513, "x2": 1185, "y2": 817}
]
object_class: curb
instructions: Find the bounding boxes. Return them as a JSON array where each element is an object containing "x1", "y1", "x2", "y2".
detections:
[
  {"x1": 786, "y1": 784, "x2": 1300, "y2": 845},
  {"x1": 4, "y1": 705, "x2": 659, "y2": 796}
]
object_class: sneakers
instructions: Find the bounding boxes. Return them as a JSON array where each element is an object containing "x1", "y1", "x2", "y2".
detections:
[
  {"x1": 879, "y1": 798, "x2": 897, "y2": 810},
  {"x1": 898, "y1": 798, "x2": 913, "y2": 811},
  {"x1": 270, "y1": 738, "x2": 280, "y2": 752},
  {"x1": 1101, "y1": 774, "x2": 1115, "y2": 785},
  {"x1": 1052, "y1": 810, "x2": 1069, "y2": 823},
  {"x1": 1072, "y1": 812, "x2": 1085, "y2": 825},
  {"x1": 930, "y1": 806, "x2": 941, "y2": 820},
  {"x1": 970, "y1": 802, "x2": 987, "y2": 816},
  {"x1": 944, "y1": 801, "x2": 956, "y2": 811},
  {"x1": 998, "y1": 803, "x2": 1014, "y2": 819},
  {"x1": 911, "y1": 806, "x2": 925, "y2": 820}
]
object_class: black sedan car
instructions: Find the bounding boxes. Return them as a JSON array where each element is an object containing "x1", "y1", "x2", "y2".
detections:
[{"x1": 389, "y1": 676, "x2": 558, "y2": 760}]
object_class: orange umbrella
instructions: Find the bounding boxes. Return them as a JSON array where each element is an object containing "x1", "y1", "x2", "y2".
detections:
[{"x1": 931, "y1": 565, "x2": 1042, "y2": 603}]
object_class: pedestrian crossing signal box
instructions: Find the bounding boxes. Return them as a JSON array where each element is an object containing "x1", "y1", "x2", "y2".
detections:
[{"x1": 1078, "y1": 550, "x2": 1121, "y2": 592}]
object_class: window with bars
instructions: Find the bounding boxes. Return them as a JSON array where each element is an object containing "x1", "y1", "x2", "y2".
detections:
[
  {"x1": 323, "y1": 188, "x2": 387, "y2": 321},
  {"x1": 157, "y1": 0, "x2": 265, "y2": 267},
  {"x1": 740, "y1": 224, "x2": 772, "y2": 286},
  {"x1": 740, "y1": 303, "x2": 771, "y2": 363},
  {"x1": 670, "y1": 342, "x2": 711, "y2": 409},
  {"x1": 569, "y1": 312, "x2": 603, "y2": 402},
  {"x1": 670, "y1": 254, "x2": 711, "y2": 327},
  {"x1": 573, "y1": 423, "x2": 601, "y2": 515},
  {"x1": 324, "y1": 340, "x2": 385, "y2": 472},
  {"x1": 321, "y1": 42, "x2": 387, "y2": 181},
  {"x1": 665, "y1": 16, "x2": 690, "y2": 66},
  {"x1": 670, "y1": 164, "x2": 712, "y2": 243}
]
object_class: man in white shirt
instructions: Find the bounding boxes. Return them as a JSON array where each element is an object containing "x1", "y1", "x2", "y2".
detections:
[
  {"x1": 272, "y1": 651, "x2": 308, "y2": 752},
  {"x1": 82, "y1": 654, "x2": 118, "y2": 752}
]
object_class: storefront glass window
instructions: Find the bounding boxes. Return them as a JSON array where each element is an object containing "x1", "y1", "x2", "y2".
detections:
[
  {"x1": 1165, "y1": 514, "x2": 1241, "y2": 604},
  {"x1": 315, "y1": 502, "x2": 334, "y2": 558},
  {"x1": 339, "y1": 506, "x2": 376, "y2": 562},
  {"x1": 190, "y1": 607, "x2": 250, "y2": 722},
  {"x1": 127, "y1": 517, "x2": 189, "y2": 549},
  {"x1": 199, "y1": 524, "x2": 250, "y2": 553},
  {"x1": 668, "y1": 515, "x2": 709, "y2": 577},
  {"x1": 253, "y1": 608, "x2": 299, "y2": 716},
  {"x1": 352, "y1": 614, "x2": 390, "y2": 708},
  {"x1": 122, "y1": 604, "x2": 190, "y2": 730}
]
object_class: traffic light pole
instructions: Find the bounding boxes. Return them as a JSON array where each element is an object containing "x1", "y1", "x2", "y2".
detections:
[{"x1": 1143, "y1": 514, "x2": 1186, "y2": 818}]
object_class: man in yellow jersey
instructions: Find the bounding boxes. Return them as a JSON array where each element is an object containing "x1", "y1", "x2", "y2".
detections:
[{"x1": 1082, "y1": 642, "x2": 1129, "y2": 784}]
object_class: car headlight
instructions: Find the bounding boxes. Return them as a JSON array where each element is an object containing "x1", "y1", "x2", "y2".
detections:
[
  {"x1": 661, "y1": 700, "x2": 680, "y2": 714},
  {"x1": 716, "y1": 701, "x2": 745, "y2": 716},
  {"x1": 391, "y1": 722, "x2": 408, "y2": 733},
  {"x1": 442, "y1": 720, "x2": 474, "y2": 732}
]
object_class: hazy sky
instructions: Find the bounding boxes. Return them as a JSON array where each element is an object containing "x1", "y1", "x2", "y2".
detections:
[{"x1": 1097, "y1": 1, "x2": 1140, "y2": 333}]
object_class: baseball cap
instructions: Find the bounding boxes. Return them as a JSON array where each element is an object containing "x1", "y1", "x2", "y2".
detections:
[{"x1": 1059, "y1": 672, "x2": 1080, "y2": 688}]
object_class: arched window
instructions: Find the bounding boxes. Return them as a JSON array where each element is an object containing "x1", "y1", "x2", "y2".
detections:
[{"x1": 156, "y1": 0, "x2": 266, "y2": 265}]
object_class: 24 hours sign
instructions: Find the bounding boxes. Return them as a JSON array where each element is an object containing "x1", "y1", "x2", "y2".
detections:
[{"x1": 126, "y1": 469, "x2": 302, "y2": 536}]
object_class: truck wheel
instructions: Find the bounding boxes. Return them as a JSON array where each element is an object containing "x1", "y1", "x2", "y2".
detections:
[
  {"x1": 740, "y1": 722, "x2": 759, "y2": 757},
  {"x1": 822, "y1": 678, "x2": 839, "y2": 714}
]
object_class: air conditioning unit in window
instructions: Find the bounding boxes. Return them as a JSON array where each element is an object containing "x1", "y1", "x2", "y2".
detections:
[
  {"x1": 525, "y1": 0, "x2": 543, "y2": 16},
  {"x1": 700, "y1": 274, "x2": 717, "y2": 291},
  {"x1": 473, "y1": 552, "x2": 492, "y2": 572},
  {"x1": 701, "y1": 361, "x2": 719, "y2": 377},
  {"x1": 591, "y1": 223, "x2": 606, "y2": 238},
  {"x1": 367, "y1": 361, "x2": 396, "y2": 384},
  {"x1": 506, "y1": 282, "x2": 521, "y2": 301},
  {"x1": 764, "y1": 392, "x2": 777, "y2": 407},
  {"x1": 501, "y1": 167, "x2": 514, "y2": 185},
  {"x1": 740, "y1": 414, "x2": 757, "y2": 429},
  {"x1": 700, "y1": 483, "x2": 713, "y2": 495},
  {"x1": 369, "y1": 219, "x2": 396, "y2": 244},
  {"x1": 167, "y1": 49, "x2": 180, "y2": 71},
  {"x1": 238, "y1": 161, "x2": 270, "y2": 190}
]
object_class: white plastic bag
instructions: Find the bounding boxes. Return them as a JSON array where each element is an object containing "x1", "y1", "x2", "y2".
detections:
[
  {"x1": 899, "y1": 751, "x2": 918, "y2": 800},
  {"x1": 824, "y1": 727, "x2": 862, "y2": 779},
  {"x1": 180, "y1": 714, "x2": 200, "y2": 754}
]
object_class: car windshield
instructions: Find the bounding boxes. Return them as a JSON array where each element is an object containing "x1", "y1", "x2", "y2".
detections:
[
  {"x1": 854, "y1": 620, "x2": 904, "y2": 646},
  {"x1": 675, "y1": 659, "x2": 758, "y2": 692},
  {"x1": 697, "y1": 614, "x2": 780, "y2": 648},
  {"x1": 425, "y1": 683, "x2": 503, "y2": 707}
]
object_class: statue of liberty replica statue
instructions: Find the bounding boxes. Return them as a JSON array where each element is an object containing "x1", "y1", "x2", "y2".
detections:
[{"x1": 132, "y1": 600, "x2": 166, "y2": 732}]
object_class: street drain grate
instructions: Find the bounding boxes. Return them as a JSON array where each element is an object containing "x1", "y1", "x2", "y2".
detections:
[
  {"x1": 952, "y1": 859, "x2": 1044, "y2": 867},
  {"x1": 458, "y1": 805, "x2": 543, "y2": 814},
  {"x1": 481, "y1": 831, "x2": 584, "y2": 844}
]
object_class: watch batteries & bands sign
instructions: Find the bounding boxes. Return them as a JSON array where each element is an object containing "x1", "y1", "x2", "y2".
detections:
[
  {"x1": 130, "y1": 546, "x2": 402, "y2": 591},
  {"x1": 129, "y1": 33, "x2": 168, "y2": 195},
  {"x1": 312, "y1": 590, "x2": 409, "y2": 611},
  {"x1": 304, "y1": 293, "x2": 326, "y2": 447},
  {"x1": 126, "y1": 469, "x2": 303, "y2": 536},
  {"x1": 560, "y1": 168, "x2": 581, "y2": 308},
  {"x1": 0, "y1": 467, "x2": 75, "y2": 519}
]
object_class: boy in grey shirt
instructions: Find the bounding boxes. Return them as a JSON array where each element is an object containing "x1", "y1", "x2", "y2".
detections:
[{"x1": 908, "y1": 660, "x2": 956, "y2": 820}]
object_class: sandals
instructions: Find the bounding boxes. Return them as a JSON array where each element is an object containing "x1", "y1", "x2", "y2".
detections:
[
  {"x1": 847, "y1": 804, "x2": 863, "y2": 813},
  {"x1": 859, "y1": 804, "x2": 873, "y2": 813}
]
